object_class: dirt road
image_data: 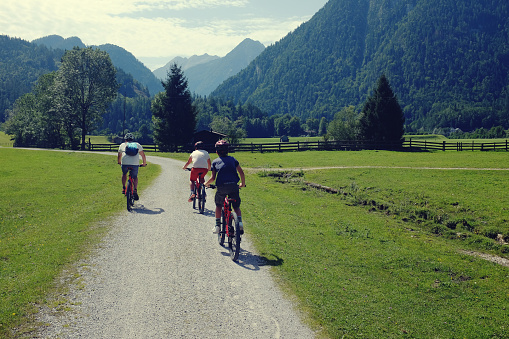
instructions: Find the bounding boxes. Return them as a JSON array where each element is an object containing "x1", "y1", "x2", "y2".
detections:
[{"x1": 33, "y1": 155, "x2": 315, "y2": 338}]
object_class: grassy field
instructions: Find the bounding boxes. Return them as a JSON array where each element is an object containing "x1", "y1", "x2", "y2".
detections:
[
  {"x1": 1, "y1": 147, "x2": 509, "y2": 338},
  {"x1": 0, "y1": 131, "x2": 13, "y2": 147},
  {"x1": 0, "y1": 149, "x2": 160, "y2": 337},
  {"x1": 236, "y1": 151, "x2": 508, "y2": 338}
]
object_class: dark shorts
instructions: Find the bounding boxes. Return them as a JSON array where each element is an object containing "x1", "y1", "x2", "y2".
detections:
[
  {"x1": 122, "y1": 165, "x2": 139, "y2": 178},
  {"x1": 215, "y1": 183, "x2": 241, "y2": 209}
]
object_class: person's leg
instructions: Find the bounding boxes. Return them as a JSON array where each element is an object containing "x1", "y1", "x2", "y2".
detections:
[{"x1": 121, "y1": 174, "x2": 127, "y2": 192}]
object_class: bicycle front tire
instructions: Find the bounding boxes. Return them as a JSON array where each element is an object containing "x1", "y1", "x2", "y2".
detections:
[
  {"x1": 218, "y1": 209, "x2": 226, "y2": 246},
  {"x1": 192, "y1": 186, "x2": 197, "y2": 210},
  {"x1": 229, "y1": 211, "x2": 241, "y2": 261},
  {"x1": 198, "y1": 185, "x2": 206, "y2": 214}
]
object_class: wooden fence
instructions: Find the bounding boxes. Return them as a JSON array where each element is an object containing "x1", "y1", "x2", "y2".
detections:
[{"x1": 87, "y1": 139, "x2": 509, "y2": 153}]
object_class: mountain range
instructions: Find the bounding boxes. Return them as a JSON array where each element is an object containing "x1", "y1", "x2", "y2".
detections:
[
  {"x1": 32, "y1": 35, "x2": 265, "y2": 98},
  {"x1": 153, "y1": 38, "x2": 265, "y2": 96},
  {"x1": 211, "y1": 0, "x2": 509, "y2": 132},
  {"x1": 2, "y1": 0, "x2": 509, "y2": 134}
]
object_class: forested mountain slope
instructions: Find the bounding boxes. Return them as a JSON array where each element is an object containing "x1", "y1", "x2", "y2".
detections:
[
  {"x1": 0, "y1": 36, "x2": 62, "y2": 123},
  {"x1": 212, "y1": 0, "x2": 509, "y2": 132}
]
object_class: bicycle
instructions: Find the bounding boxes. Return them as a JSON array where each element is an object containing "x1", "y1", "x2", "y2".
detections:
[
  {"x1": 185, "y1": 168, "x2": 207, "y2": 214},
  {"x1": 124, "y1": 165, "x2": 144, "y2": 212},
  {"x1": 208, "y1": 184, "x2": 242, "y2": 261}
]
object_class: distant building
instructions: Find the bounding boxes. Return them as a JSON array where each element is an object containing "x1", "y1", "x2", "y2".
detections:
[{"x1": 193, "y1": 129, "x2": 228, "y2": 151}]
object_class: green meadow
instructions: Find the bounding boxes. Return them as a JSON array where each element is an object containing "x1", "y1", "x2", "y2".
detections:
[
  {"x1": 0, "y1": 148, "x2": 160, "y2": 337},
  {"x1": 1, "y1": 147, "x2": 508, "y2": 338}
]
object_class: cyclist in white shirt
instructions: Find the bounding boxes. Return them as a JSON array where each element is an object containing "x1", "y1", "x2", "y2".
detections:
[
  {"x1": 183, "y1": 141, "x2": 211, "y2": 202},
  {"x1": 117, "y1": 133, "x2": 147, "y2": 200}
]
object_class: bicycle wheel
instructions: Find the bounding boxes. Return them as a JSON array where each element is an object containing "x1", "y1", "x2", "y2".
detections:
[
  {"x1": 192, "y1": 186, "x2": 197, "y2": 209},
  {"x1": 229, "y1": 211, "x2": 241, "y2": 261},
  {"x1": 198, "y1": 185, "x2": 206, "y2": 214},
  {"x1": 126, "y1": 180, "x2": 133, "y2": 211},
  {"x1": 218, "y1": 209, "x2": 226, "y2": 246}
]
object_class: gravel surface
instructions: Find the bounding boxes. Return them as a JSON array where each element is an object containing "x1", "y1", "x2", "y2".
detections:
[{"x1": 32, "y1": 155, "x2": 315, "y2": 339}]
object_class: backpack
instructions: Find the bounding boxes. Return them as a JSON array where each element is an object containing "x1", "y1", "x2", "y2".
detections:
[{"x1": 125, "y1": 142, "x2": 139, "y2": 156}]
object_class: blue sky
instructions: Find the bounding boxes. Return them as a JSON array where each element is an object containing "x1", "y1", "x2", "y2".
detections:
[{"x1": 1, "y1": 0, "x2": 329, "y2": 70}]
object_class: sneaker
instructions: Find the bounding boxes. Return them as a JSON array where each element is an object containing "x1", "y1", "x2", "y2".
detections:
[
  {"x1": 133, "y1": 190, "x2": 139, "y2": 201},
  {"x1": 188, "y1": 194, "x2": 195, "y2": 202},
  {"x1": 213, "y1": 225, "x2": 220, "y2": 234},
  {"x1": 239, "y1": 222, "x2": 244, "y2": 235}
]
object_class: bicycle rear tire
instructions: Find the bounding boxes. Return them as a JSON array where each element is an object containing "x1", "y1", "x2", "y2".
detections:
[
  {"x1": 198, "y1": 185, "x2": 206, "y2": 214},
  {"x1": 229, "y1": 211, "x2": 241, "y2": 261},
  {"x1": 126, "y1": 181, "x2": 134, "y2": 211},
  {"x1": 218, "y1": 209, "x2": 226, "y2": 246}
]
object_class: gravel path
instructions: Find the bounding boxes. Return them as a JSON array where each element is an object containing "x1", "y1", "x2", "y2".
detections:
[{"x1": 32, "y1": 155, "x2": 315, "y2": 338}]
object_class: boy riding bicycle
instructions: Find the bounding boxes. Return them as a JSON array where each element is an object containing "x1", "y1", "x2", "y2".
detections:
[
  {"x1": 183, "y1": 141, "x2": 211, "y2": 202},
  {"x1": 118, "y1": 133, "x2": 147, "y2": 200},
  {"x1": 205, "y1": 140, "x2": 246, "y2": 234}
]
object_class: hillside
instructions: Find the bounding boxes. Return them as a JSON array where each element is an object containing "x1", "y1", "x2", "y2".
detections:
[
  {"x1": 184, "y1": 38, "x2": 265, "y2": 96},
  {"x1": 211, "y1": 0, "x2": 509, "y2": 132},
  {"x1": 153, "y1": 54, "x2": 220, "y2": 79},
  {"x1": 0, "y1": 35, "x2": 62, "y2": 123},
  {"x1": 32, "y1": 36, "x2": 163, "y2": 96},
  {"x1": 32, "y1": 35, "x2": 86, "y2": 50},
  {"x1": 154, "y1": 39, "x2": 265, "y2": 96}
]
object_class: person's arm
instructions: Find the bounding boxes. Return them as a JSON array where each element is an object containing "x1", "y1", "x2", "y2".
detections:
[
  {"x1": 182, "y1": 156, "x2": 192, "y2": 170},
  {"x1": 204, "y1": 169, "x2": 216, "y2": 187},
  {"x1": 207, "y1": 158, "x2": 211, "y2": 171},
  {"x1": 117, "y1": 152, "x2": 122, "y2": 165},
  {"x1": 140, "y1": 150, "x2": 147, "y2": 167},
  {"x1": 237, "y1": 165, "x2": 246, "y2": 188}
]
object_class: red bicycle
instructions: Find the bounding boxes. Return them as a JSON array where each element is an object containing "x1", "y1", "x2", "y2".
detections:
[
  {"x1": 208, "y1": 185, "x2": 241, "y2": 261},
  {"x1": 185, "y1": 168, "x2": 207, "y2": 214},
  {"x1": 125, "y1": 165, "x2": 144, "y2": 212}
]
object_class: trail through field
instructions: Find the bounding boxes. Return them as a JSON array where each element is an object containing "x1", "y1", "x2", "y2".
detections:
[
  {"x1": 33, "y1": 155, "x2": 315, "y2": 338},
  {"x1": 247, "y1": 165, "x2": 509, "y2": 173}
]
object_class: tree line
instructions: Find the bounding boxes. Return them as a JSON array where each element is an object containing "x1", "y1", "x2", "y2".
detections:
[{"x1": 1, "y1": 58, "x2": 406, "y2": 151}]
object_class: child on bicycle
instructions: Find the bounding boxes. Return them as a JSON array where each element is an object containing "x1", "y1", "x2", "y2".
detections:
[
  {"x1": 205, "y1": 140, "x2": 246, "y2": 234},
  {"x1": 118, "y1": 133, "x2": 147, "y2": 200},
  {"x1": 182, "y1": 141, "x2": 211, "y2": 202}
]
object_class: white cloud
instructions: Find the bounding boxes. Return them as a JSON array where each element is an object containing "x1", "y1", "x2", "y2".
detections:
[{"x1": 1, "y1": 0, "x2": 326, "y2": 69}]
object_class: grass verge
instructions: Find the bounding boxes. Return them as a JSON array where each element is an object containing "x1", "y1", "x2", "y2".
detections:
[
  {"x1": 243, "y1": 171, "x2": 509, "y2": 338},
  {"x1": 0, "y1": 148, "x2": 160, "y2": 337}
]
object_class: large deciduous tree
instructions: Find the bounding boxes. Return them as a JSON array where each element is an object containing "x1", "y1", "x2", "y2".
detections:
[
  {"x1": 53, "y1": 47, "x2": 118, "y2": 149},
  {"x1": 151, "y1": 63, "x2": 197, "y2": 151},
  {"x1": 358, "y1": 74, "x2": 405, "y2": 142}
]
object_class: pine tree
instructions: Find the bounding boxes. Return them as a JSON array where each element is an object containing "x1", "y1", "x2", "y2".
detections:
[
  {"x1": 358, "y1": 74, "x2": 405, "y2": 142},
  {"x1": 151, "y1": 64, "x2": 197, "y2": 151}
]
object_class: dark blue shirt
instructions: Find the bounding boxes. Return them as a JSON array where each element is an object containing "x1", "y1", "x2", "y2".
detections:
[{"x1": 211, "y1": 156, "x2": 240, "y2": 186}]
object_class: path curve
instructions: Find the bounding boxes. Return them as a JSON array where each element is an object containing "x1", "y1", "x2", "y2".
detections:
[{"x1": 33, "y1": 155, "x2": 315, "y2": 338}]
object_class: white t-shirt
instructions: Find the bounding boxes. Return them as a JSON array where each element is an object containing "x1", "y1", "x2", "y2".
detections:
[
  {"x1": 118, "y1": 142, "x2": 143, "y2": 166},
  {"x1": 190, "y1": 149, "x2": 210, "y2": 168}
]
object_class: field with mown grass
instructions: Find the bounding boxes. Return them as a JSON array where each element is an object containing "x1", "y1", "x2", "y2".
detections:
[
  {"x1": 165, "y1": 149, "x2": 509, "y2": 338},
  {"x1": 0, "y1": 148, "x2": 160, "y2": 337},
  {"x1": 2, "y1": 147, "x2": 508, "y2": 337}
]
